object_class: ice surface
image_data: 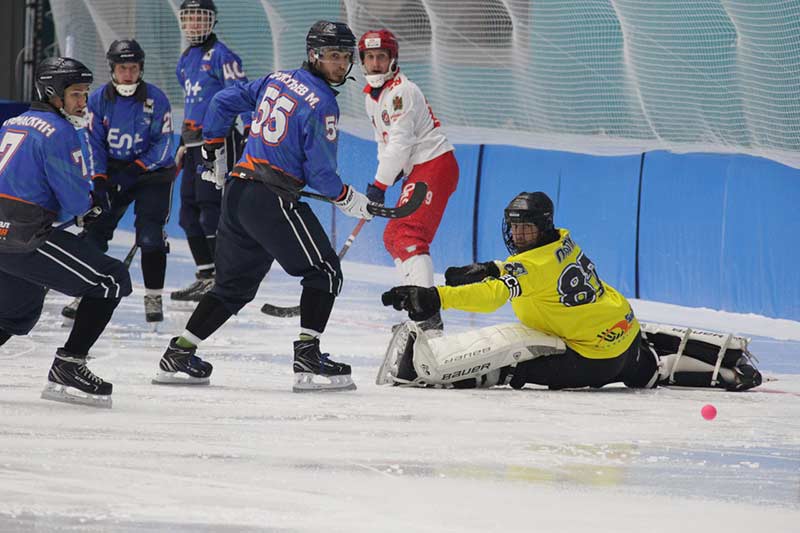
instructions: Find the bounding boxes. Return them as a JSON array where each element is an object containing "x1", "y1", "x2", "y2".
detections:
[{"x1": 1, "y1": 233, "x2": 798, "y2": 532}]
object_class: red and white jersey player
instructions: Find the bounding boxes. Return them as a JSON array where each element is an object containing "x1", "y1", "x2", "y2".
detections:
[{"x1": 359, "y1": 28, "x2": 459, "y2": 333}]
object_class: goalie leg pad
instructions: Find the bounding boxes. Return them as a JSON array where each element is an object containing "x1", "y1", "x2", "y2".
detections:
[
  {"x1": 641, "y1": 322, "x2": 762, "y2": 391},
  {"x1": 383, "y1": 322, "x2": 563, "y2": 387}
]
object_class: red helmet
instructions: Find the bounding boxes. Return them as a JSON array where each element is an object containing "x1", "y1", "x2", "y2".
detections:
[
  {"x1": 358, "y1": 29, "x2": 399, "y2": 60},
  {"x1": 358, "y1": 29, "x2": 400, "y2": 88}
]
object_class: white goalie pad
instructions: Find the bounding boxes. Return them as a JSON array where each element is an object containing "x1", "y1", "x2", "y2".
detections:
[{"x1": 376, "y1": 321, "x2": 566, "y2": 386}]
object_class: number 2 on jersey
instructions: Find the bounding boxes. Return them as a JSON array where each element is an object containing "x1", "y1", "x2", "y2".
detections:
[{"x1": 251, "y1": 85, "x2": 297, "y2": 145}]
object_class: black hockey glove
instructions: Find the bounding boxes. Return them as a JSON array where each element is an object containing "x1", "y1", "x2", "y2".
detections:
[
  {"x1": 445, "y1": 261, "x2": 500, "y2": 287},
  {"x1": 200, "y1": 139, "x2": 224, "y2": 168},
  {"x1": 366, "y1": 183, "x2": 386, "y2": 205},
  {"x1": 112, "y1": 162, "x2": 142, "y2": 191},
  {"x1": 90, "y1": 177, "x2": 112, "y2": 212},
  {"x1": 381, "y1": 285, "x2": 441, "y2": 321}
]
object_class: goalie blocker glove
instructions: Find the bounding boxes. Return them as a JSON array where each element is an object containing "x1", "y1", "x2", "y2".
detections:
[
  {"x1": 381, "y1": 285, "x2": 441, "y2": 321},
  {"x1": 445, "y1": 261, "x2": 500, "y2": 287},
  {"x1": 334, "y1": 184, "x2": 373, "y2": 220}
]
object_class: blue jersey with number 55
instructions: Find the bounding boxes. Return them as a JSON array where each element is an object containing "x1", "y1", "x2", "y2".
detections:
[{"x1": 203, "y1": 66, "x2": 344, "y2": 199}]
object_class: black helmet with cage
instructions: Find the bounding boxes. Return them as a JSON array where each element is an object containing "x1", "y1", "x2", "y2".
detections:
[
  {"x1": 179, "y1": 0, "x2": 217, "y2": 46},
  {"x1": 502, "y1": 191, "x2": 559, "y2": 254}
]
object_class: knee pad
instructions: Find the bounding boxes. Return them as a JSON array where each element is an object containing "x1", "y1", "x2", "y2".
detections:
[
  {"x1": 84, "y1": 260, "x2": 132, "y2": 299},
  {"x1": 302, "y1": 260, "x2": 343, "y2": 296},
  {"x1": 136, "y1": 223, "x2": 168, "y2": 253}
]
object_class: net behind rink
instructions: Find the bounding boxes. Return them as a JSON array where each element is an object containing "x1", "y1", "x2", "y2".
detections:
[{"x1": 50, "y1": 0, "x2": 800, "y2": 167}]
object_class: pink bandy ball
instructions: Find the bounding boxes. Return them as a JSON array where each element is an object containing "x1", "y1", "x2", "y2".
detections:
[{"x1": 701, "y1": 404, "x2": 717, "y2": 420}]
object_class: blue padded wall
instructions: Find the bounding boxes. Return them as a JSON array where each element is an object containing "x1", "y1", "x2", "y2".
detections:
[
  {"x1": 477, "y1": 145, "x2": 641, "y2": 296},
  {"x1": 639, "y1": 151, "x2": 800, "y2": 319},
  {"x1": 93, "y1": 123, "x2": 798, "y2": 321}
]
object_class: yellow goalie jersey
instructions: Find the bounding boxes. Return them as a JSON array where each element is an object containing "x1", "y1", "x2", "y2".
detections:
[{"x1": 437, "y1": 229, "x2": 639, "y2": 359}]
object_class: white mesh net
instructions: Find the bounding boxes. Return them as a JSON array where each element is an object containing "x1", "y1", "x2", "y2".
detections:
[{"x1": 50, "y1": 0, "x2": 800, "y2": 167}]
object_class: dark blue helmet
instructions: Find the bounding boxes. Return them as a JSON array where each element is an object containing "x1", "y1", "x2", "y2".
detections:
[
  {"x1": 306, "y1": 21, "x2": 357, "y2": 58},
  {"x1": 34, "y1": 57, "x2": 93, "y2": 102},
  {"x1": 107, "y1": 39, "x2": 145, "y2": 68}
]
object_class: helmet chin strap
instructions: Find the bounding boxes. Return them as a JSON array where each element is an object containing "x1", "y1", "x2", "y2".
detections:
[
  {"x1": 61, "y1": 109, "x2": 88, "y2": 129},
  {"x1": 112, "y1": 82, "x2": 140, "y2": 97},
  {"x1": 362, "y1": 58, "x2": 397, "y2": 88}
]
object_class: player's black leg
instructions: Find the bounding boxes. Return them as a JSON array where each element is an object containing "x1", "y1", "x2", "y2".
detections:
[
  {"x1": 173, "y1": 147, "x2": 216, "y2": 302},
  {"x1": 135, "y1": 179, "x2": 172, "y2": 323},
  {"x1": 30, "y1": 231, "x2": 132, "y2": 407},
  {"x1": 0, "y1": 329, "x2": 11, "y2": 347},
  {"x1": 155, "y1": 179, "x2": 268, "y2": 385}
]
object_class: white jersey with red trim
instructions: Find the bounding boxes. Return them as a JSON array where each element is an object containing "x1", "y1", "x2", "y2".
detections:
[{"x1": 364, "y1": 71, "x2": 453, "y2": 188}]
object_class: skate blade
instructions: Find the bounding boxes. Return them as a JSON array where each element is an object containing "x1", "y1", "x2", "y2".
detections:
[
  {"x1": 293, "y1": 373, "x2": 357, "y2": 393},
  {"x1": 376, "y1": 322, "x2": 411, "y2": 385},
  {"x1": 40, "y1": 382, "x2": 112, "y2": 409},
  {"x1": 151, "y1": 371, "x2": 210, "y2": 386}
]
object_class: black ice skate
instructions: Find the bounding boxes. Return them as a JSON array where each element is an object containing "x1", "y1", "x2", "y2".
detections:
[
  {"x1": 41, "y1": 348, "x2": 112, "y2": 408},
  {"x1": 152, "y1": 337, "x2": 213, "y2": 385},
  {"x1": 293, "y1": 338, "x2": 356, "y2": 392},
  {"x1": 170, "y1": 270, "x2": 214, "y2": 302},
  {"x1": 725, "y1": 355, "x2": 763, "y2": 391},
  {"x1": 144, "y1": 294, "x2": 163, "y2": 323}
]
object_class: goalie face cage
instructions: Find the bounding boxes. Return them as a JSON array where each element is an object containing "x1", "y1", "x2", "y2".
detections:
[{"x1": 179, "y1": 8, "x2": 215, "y2": 46}]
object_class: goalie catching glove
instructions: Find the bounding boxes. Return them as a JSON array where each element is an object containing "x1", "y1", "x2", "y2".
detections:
[
  {"x1": 199, "y1": 139, "x2": 227, "y2": 189},
  {"x1": 445, "y1": 261, "x2": 500, "y2": 287},
  {"x1": 381, "y1": 285, "x2": 441, "y2": 321},
  {"x1": 334, "y1": 184, "x2": 374, "y2": 220}
]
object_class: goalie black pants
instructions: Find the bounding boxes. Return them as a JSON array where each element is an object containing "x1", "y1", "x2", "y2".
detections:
[{"x1": 509, "y1": 332, "x2": 649, "y2": 390}]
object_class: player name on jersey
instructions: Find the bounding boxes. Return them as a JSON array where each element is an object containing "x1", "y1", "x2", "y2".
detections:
[
  {"x1": 269, "y1": 71, "x2": 321, "y2": 109},
  {"x1": 3, "y1": 116, "x2": 57, "y2": 137}
]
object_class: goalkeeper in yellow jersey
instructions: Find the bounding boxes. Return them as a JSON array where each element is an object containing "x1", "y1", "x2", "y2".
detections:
[{"x1": 379, "y1": 191, "x2": 762, "y2": 391}]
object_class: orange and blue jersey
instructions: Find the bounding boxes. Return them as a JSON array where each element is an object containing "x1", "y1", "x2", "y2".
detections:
[
  {"x1": 203, "y1": 66, "x2": 344, "y2": 199},
  {"x1": 176, "y1": 34, "x2": 247, "y2": 146},
  {"x1": 86, "y1": 82, "x2": 175, "y2": 179},
  {"x1": 0, "y1": 103, "x2": 91, "y2": 221}
]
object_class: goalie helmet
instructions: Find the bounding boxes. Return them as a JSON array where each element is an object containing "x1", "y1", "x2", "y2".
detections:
[
  {"x1": 502, "y1": 192, "x2": 556, "y2": 254},
  {"x1": 179, "y1": 0, "x2": 217, "y2": 46},
  {"x1": 106, "y1": 39, "x2": 145, "y2": 97},
  {"x1": 305, "y1": 21, "x2": 357, "y2": 86},
  {"x1": 358, "y1": 29, "x2": 399, "y2": 88}
]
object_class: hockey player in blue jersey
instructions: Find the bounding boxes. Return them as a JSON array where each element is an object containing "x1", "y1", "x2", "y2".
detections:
[
  {"x1": 0, "y1": 58, "x2": 132, "y2": 408},
  {"x1": 153, "y1": 21, "x2": 373, "y2": 392},
  {"x1": 60, "y1": 40, "x2": 176, "y2": 326},
  {"x1": 171, "y1": 0, "x2": 248, "y2": 302}
]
